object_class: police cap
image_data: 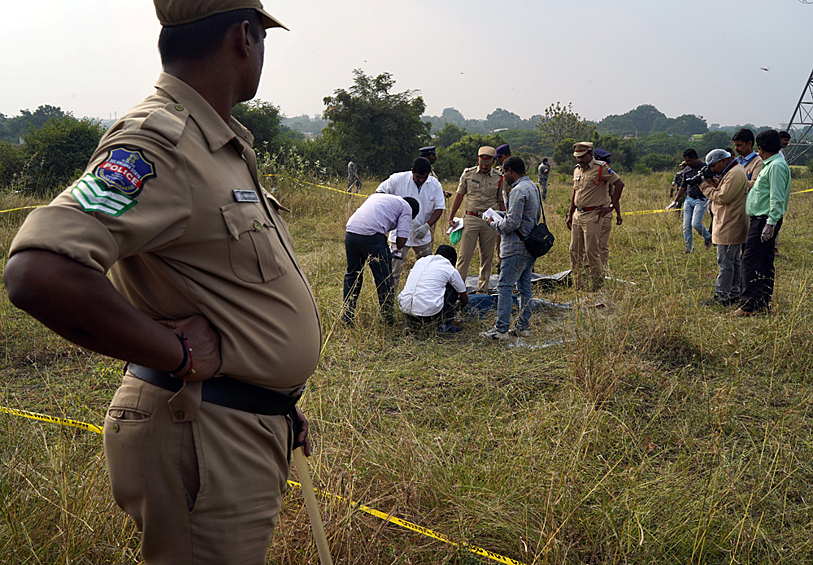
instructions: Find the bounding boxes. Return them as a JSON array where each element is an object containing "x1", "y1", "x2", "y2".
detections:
[
  {"x1": 573, "y1": 142, "x2": 593, "y2": 157},
  {"x1": 495, "y1": 144, "x2": 511, "y2": 157},
  {"x1": 154, "y1": 0, "x2": 289, "y2": 29}
]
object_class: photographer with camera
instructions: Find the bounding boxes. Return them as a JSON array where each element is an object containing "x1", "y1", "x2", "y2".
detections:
[
  {"x1": 698, "y1": 150, "x2": 748, "y2": 307},
  {"x1": 666, "y1": 149, "x2": 712, "y2": 253}
]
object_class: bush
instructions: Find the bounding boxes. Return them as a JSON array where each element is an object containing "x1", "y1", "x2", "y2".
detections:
[
  {"x1": 633, "y1": 162, "x2": 652, "y2": 175},
  {"x1": 641, "y1": 153, "x2": 675, "y2": 172},
  {"x1": 0, "y1": 141, "x2": 26, "y2": 188},
  {"x1": 22, "y1": 116, "x2": 105, "y2": 195}
]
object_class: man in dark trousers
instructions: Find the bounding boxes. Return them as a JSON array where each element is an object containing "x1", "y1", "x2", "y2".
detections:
[
  {"x1": 734, "y1": 130, "x2": 791, "y2": 316},
  {"x1": 342, "y1": 194, "x2": 419, "y2": 326}
]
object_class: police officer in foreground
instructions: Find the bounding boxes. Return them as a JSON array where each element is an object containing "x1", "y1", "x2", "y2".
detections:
[{"x1": 5, "y1": 1, "x2": 321, "y2": 563}]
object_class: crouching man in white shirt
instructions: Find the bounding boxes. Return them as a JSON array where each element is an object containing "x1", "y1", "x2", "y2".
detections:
[{"x1": 398, "y1": 245, "x2": 469, "y2": 334}]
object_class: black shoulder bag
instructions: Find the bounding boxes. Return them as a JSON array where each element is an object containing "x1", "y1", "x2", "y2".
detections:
[{"x1": 516, "y1": 185, "x2": 554, "y2": 258}]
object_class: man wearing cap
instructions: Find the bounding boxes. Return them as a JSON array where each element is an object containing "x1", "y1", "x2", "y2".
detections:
[
  {"x1": 5, "y1": 4, "x2": 320, "y2": 564},
  {"x1": 375, "y1": 157, "x2": 445, "y2": 289},
  {"x1": 537, "y1": 158, "x2": 550, "y2": 201},
  {"x1": 732, "y1": 128, "x2": 763, "y2": 191},
  {"x1": 447, "y1": 146, "x2": 505, "y2": 293},
  {"x1": 699, "y1": 150, "x2": 749, "y2": 307},
  {"x1": 566, "y1": 142, "x2": 624, "y2": 290},
  {"x1": 592, "y1": 148, "x2": 624, "y2": 270},
  {"x1": 348, "y1": 155, "x2": 361, "y2": 193},
  {"x1": 734, "y1": 129, "x2": 791, "y2": 316}
]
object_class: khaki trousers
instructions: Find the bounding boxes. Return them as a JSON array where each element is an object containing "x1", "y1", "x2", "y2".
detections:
[
  {"x1": 570, "y1": 210, "x2": 604, "y2": 290},
  {"x1": 599, "y1": 213, "x2": 612, "y2": 269},
  {"x1": 455, "y1": 214, "x2": 497, "y2": 293},
  {"x1": 104, "y1": 375, "x2": 293, "y2": 565},
  {"x1": 391, "y1": 241, "x2": 432, "y2": 290}
]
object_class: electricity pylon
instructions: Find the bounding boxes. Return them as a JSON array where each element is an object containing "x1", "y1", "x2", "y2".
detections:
[{"x1": 783, "y1": 67, "x2": 813, "y2": 165}]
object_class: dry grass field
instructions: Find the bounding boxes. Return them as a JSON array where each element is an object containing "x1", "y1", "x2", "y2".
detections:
[{"x1": 1, "y1": 167, "x2": 812, "y2": 564}]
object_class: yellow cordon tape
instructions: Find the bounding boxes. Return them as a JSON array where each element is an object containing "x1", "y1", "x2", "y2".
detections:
[
  {"x1": 0, "y1": 406, "x2": 104, "y2": 434},
  {"x1": 287, "y1": 482, "x2": 528, "y2": 565},
  {"x1": 0, "y1": 205, "x2": 43, "y2": 214},
  {"x1": 268, "y1": 174, "x2": 369, "y2": 199},
  {"x1": 1, "y1": 406, "x2": 528, "y2": 565}
]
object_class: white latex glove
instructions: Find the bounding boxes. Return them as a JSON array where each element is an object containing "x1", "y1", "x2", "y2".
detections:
[
  {"x1": 760, "y1": 223, "x2": 775, "y2": 242},
  {"x1": 665, "y1": 201, "x2": 678, "y2": 211},
  {"x1": 413, "y1": 223, "x2": 430, "y2": 240}
]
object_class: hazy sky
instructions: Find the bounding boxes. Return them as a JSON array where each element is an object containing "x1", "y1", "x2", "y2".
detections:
[{"x1": 2, "y1": 0, "x2": 812, "y2": 128}]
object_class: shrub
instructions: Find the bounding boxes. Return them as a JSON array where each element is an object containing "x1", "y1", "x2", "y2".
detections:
[
  {"x1": 22, "y1": 116, "x2": 105, "y2": 195},
  {"x1": 0, "y1": 141, "x2": 26, "y2": 188}
]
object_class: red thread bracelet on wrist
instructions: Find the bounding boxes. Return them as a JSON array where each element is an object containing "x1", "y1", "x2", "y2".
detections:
[{"x1": 170, "y1": 334, "x2": 195, "y2": 380}]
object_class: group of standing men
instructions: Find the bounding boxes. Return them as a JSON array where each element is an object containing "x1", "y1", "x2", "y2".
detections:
[{"x1": 693, "y1": 129, "x2": 791, "y2": 315}]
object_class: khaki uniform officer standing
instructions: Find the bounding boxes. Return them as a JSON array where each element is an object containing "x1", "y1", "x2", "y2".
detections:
[
  {"x1": 566, "y1": 142, "x2": 624, "y2": 290},
  {"x1": 5, "y1": 2, "x2": 321, "y2": 564},
  {"x1": 447, "y1": 146, "x2": 504, "y2": 293}
]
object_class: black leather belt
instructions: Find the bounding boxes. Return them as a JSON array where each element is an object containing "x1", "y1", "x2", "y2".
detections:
[{"x1": 127, "y1": 364, "x2": 300, "y2": 416}]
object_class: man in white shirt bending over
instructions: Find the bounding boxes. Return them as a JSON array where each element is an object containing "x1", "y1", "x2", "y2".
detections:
[
  {"x1": 398, "y1": 245, "x2": 469, "y2": 334},
  {"x1": 376, "y1": 157, "x2": 445, "y2": 289}
]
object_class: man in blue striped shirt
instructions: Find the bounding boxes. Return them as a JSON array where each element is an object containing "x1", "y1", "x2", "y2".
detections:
[{"x1": 481, "y1": 156, "x2": 542, "y2": 340}]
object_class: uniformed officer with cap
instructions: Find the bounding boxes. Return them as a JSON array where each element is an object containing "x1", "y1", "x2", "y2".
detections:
[
  {"x1": 566, "y1": 141, "x2": 625, "y2": 290},
  {"x1": 5, "y1": 1, "x2": 321, "y2": 563},
  {"x1": 591, "y1": 148, "x2": 624, "y2": 270},
  {"x1": 447, "y1": 146, "x2": 504, "y2": 292}
]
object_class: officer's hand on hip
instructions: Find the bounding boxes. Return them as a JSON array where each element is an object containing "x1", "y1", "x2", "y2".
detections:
[
  {"x1": 293, "y1": 407, "x2": 312, "y2": 456},
  {"x1": 158, "y1": 315, "x2": 222, "y2": 381}
]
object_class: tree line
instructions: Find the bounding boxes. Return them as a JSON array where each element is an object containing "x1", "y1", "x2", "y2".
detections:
[{"x1": 0, "y1": 71, "x2": 802, "y2": 195}]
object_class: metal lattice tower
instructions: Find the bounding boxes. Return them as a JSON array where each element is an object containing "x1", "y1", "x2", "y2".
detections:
[{"x1": 783, "y1": 67, "x2": 813, "y2": 165}]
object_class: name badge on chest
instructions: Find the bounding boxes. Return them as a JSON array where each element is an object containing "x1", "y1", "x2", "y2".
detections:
[{"x1": 233, "y1": 189, "x2": 260, "y2": 202}]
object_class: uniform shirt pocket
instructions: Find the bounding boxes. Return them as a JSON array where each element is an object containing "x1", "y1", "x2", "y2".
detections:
[{"x1": 220, "y1": 202, "x2": 287, "y2": 283}]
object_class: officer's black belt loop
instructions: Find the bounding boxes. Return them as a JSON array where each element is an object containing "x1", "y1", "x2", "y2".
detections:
[{"x1": 127, "y1": 364, "x2": 300, "y2": 415}]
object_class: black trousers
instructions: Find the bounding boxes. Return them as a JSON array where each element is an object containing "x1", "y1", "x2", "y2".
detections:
[
  {"x1": 342, "y1": 232, "x2": 394, "y2": 324},
  {"x1": 740, "y1": 216, "x2": 782, "y2": 313},
  {"x1": 405, "y1": 283, "x2": 460, "y2": 329}
]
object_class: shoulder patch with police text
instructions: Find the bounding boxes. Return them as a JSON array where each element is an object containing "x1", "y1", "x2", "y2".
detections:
[
  {"x1": 93, "y1": 147, "x2": 156, "y2": 197},
  {"x1": 72, "y1": 173, "x2": 137, "y2": 217}
]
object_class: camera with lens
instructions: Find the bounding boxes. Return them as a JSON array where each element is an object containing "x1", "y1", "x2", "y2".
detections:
[{"x1": 699, "y1": 164, "x2": 715, "y2": 180}]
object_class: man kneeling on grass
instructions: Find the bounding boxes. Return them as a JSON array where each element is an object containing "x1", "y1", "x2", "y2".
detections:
[{"x1": 398, "y1": 245, "x2": 469, "y2": 334}]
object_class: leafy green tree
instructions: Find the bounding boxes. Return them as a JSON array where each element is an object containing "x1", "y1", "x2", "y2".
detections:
[
  {"x1": 232, "y1": 100, "x2": 300, "y2": 152},
  {"x1": 535, "y1": 102, "x2": 596, "y2": 151},
  {"x1": 22, "y1": 115, "x2": 105, "y2": 195},
  {"x1": 635, "y1": 132, "x2": 689, "y2": 159},
  {"x1": 485, "y1": 108, "x2": 526, "y2": 130},
  {"x1": 694, "y1": 131, "x2": 732, "y2": 158},
  {"x1": 552, "y1": 138, "x2": 579, "y2": 172},
  {"x1": 433, "y1": 133, "x2": 506, "y2": 181},
  {"x1": 435, "y1": 123, "x2": 466, "y2": 148},
  {"x1": 641, "y1": 153, "x2": 676, "y2": 171},
  {"x1": 322, "y1": 69, "x2": 430, "y2": 177},
  {"x1": 599, "y1": 104, "x2": 666, "y2": 136},
  {"x1": 501, "y1": 129, "x2": 545, "y2": 155},
  {"x1": 587, "y1": 133, "x2": 638, "y2": 171}
]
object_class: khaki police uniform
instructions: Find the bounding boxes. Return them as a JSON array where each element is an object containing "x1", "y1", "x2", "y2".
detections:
[
  {"x1": 10, "y1": 73, "x2": 322, "y2": 564},
  {"x1": 570, "y1": 157, "x2": 621, "y2": 289},
  {"x1": 455, "y1": 165, "x2": 503, "y2": 293}
]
